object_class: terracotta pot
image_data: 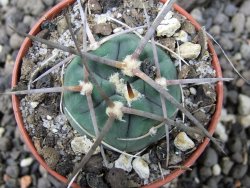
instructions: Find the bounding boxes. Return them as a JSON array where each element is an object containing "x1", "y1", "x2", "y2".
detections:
[{"x1": 12, "y1": 0, "x2": 223, "y2": 187}]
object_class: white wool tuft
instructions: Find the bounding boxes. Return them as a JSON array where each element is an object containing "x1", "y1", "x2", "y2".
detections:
[
  {"x1": 109, "y1": 73, "x2": 125, "y2": 94},
  {"x1": 155, "y1": 77, "x2": 167, "y2": 88},
  {"x1": 122, "y1": 55, "x2": 141, "y2": 77},
  {"x1": 106, "y1": 101, "x2": 124, "y2": 121},
  {"x1": 79, "y1": 81, "x2": 93, "y2": 95},
  {"x1": 109, "y1": 73, "x2": 143, "y2": 106}
]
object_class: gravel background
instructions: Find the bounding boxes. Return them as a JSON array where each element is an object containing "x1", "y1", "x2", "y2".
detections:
[{"x1": 0, "y1": 0, "x2": 250, "y2": 187}]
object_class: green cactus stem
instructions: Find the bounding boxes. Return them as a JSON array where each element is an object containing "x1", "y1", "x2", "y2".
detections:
[{"x1": 63, "y1": 34, "x2": 181, "y2": 152}]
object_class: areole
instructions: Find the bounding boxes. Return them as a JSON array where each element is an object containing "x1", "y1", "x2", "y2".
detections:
[{"x1": 12, "y1": 0, "x2": 223, "y2": 187}]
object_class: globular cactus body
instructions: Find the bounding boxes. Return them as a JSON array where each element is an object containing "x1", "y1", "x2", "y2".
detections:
[{"x1": 63, "y1": 34, "x2": 181, "y2": 152}]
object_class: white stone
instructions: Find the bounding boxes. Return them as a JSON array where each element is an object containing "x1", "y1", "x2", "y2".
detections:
[
  {"x1": 174, "y1": 132, "x2": 195, "y2": 151},
  {"x1": 0, "y1": 127, "x2": 5, "y2": 137},
  {"x1": 94, "y1": 12, "x2": 112, "y2": 24},
  {"x1": 238, "y1": 94, "x2": 250, "y2": 115},
  {"x1": 212, "y1": 164, "x2": 221, "y2": 176},
  {"x1": 20, "y1": 157, "x2": 34, "y2": 167},
  {"x1": 116, "y1": 13, "x2": 122, "y2": 19},
  {"x1": 190, "y1": 8, "x2": 204, "y2": 23},
  {"x1": 189, "y1": 87, "x2": 197, "y2": 95},
  {"x1": 220, "y1": 108, "x2": 236, "y2": 123},
  {"x1": 0, "y1": 0, "x2": 9, "y2": 6},
  {"x1": 215, "y1": 122, "x2": 228, "y2": 142},
  {"x1": 174, "y1": 30, "x2": 189, "y2": 43},
  {"x1": 0, "y1": 45, "x2": 3, "y2": 53},
  {"x1": 46, "y1": 115, "x2": 52, "y2": 120},
  {"x1": 164, "y1": 11, "x2": 174, "y2": 20},
  {"x1": 132, "y1": 157, "x2": 150, "y2": 179},
  {"x1": 141, "y1": 153, "x2": 151, "y2": 164},
  {"x1": 178, "y1": 42, "x2": 201, "y2": 59},
  {"x1": 114, "y1": 154, "x2": 133, "y2": 172},
  {"x1": 136, "y1": 28, "x2": 144, "y2": 35},
  {"x1": 71, "y1": 136, "x2": 100, "y2": 155},
  {"x1": 157, "y1": 18, "x2": 181, "y2": 37},
  {"x1": 113, "y1": 27, "x2": 124, "y2": 33},
  {"x1": 30, "y1": 102, "x2": 39, "y2": 108},
  {"x1": 238, "y1": 115, "x2": 250, "y2": 128}
]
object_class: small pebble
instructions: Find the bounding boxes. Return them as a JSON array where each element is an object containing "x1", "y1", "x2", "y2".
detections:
[
  {"x1": 232, "y1": 13, "x2": 245, "y2": 36},
  {"x1": 199, "y1": 166, "x2": 212, "y2": 181},
  {"x1": 6, "y1": 165, "x2": 20, "y2": 178},
  {"x1": 9, "y1": 33, "x2": 24, "y2": 49},
  {"x1": 115, "y1": 154, "x2": 133, "y2": 172},
  {"x1": 238, "y1": 94, "x2": 250, "y2": 115},
  {"x1": 20, "y1": 157, "x2": 34, "y2": 167},
  {"x1": 215, "y1": 122, "x2": 228, "y2": 142},
  {"x1": 189, "y1": 87, "x2": 197, "y2": 95},
  {"x1": 178, "y1": 42, "x2": 201, "y2": 60},
  {"x1": 224, "y1": 4, "x2": 238, "y2": 17},
  {"x1": 238, "y1": 115, "x2": 250, "y2": 128},
  {"x1": 93, "y1": 23, "x2": 112, "y2": 36},
  {"x1": 41, "y1": 147, "x2": 60, "y2": 169},
  {"x1": 212, "y1": 164, "x2": 221, "y2": 176},
  {"x1": 221, "y1": 157, "x2": 234, "y2": 176},
  {"x1": 105, "y1": 168, "x2": 128, "y2": 188},
  {"x1": 71, "y1": 136, "x2": 100, "y2": 155},
  {"x1": 174, "y1": 132, "x2": 195, "y2": 151},
  {"x1": 231, "y1": 164, "x2": 248, "y2": 179},
  {"x1": 0, "y1": 127, "x2": 5, "y2": 137},
  {"x1": 20, "y1": 175, "x2": 32, "y2": 188},
  {"x1": 174, "y1": 30, "x2": 189, "y2": 43},
  {"x1": 30, "y1": 102, "x2": 39, "y2": 109},
  {"x1": 190, "y1": 8, "x2": 204, "y2": 24},
  {"x1": 0, "y1": 137, "x2": 12, "y2": 151},
  {"x1": 240, "y1": 43, "x2": 250, "y2": 61},
  {"x1": 202, "y1": 148, "x2": 218, "y2": 167},
  {"x1": 239, "y1": 0, "x2": 250, "y2": 16},
  {"x1": 157, "y1": 18, "x2": 181, "y2": 37},
  {"x1": 132, "y1": 157, "x2": 150, "y2": 179}
]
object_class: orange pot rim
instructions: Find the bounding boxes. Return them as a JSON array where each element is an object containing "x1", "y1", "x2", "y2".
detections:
[{"x1": 12, "y1": 0, "x2": 223, "y2": 187}]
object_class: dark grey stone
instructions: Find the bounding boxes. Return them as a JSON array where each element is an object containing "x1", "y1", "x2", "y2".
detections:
[
  {"x1": 38, "y1": 177, "x2": 51, "y2": 188},
  {"x1": 0, "y1": 137, "x2": 12, "y2": 151},
  {"x1": 202, "y1": 148, "x2": 218, "y2": 167},
  {"x1": 240, "y1": 1, "x2": 250, "y2": 16},
  {"x1": 224, "y1": 4, "x2": 238, "y2": 17},
  {"x1": 231, "y1": 164, "x2": 248, "y2": 179},
  {"x1": 228, "y1": 137, "x2": 242, "y2": 153},
  {"x1": 5, "y1": 165, "x2": 20, "y2": 178},
  {"x1": 242, "y1": 175, "x2": 250, "y2": 187},
  {"x1": 231, "y1": 152, "x2": 243, "y2": 163},
  {"x1": 199, "y1": 166, "x2": 212, "y2": 181}
]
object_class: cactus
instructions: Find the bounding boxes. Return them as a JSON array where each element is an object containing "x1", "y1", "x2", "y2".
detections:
[
  {"x1": 63, "y1": 34, "x2": 181, "y2": 152},
  {"x1": 5, "y1": 0, "x2": 237, "y2": 186}
]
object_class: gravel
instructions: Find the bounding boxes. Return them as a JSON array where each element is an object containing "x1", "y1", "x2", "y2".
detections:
[{"x1": 0, "y1": 0, "x2": 250, "y2": 188}]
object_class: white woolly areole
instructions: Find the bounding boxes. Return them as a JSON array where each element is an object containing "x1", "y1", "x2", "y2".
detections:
[
  {"x1": 124, "y1": 87, "x2": 143, "y2": 107},
  {"x1": 109, "y1": 73, "x2": 125, "y2": 94},
  {"x1": 109, "y1": 73, "x2": 143, "y2": 106},
  {"x1": 122, "y1": 55, "x2": 141, "y2": 77},
  {"x1": 106, "y1": 101, "x2": 124, "y2": 121},
  {"x1": 155, "y1": 77, "x2": 167, "y2": 88},
  {"x1": 79, "y1": 81, "x2": 93, "y2": 95}
]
